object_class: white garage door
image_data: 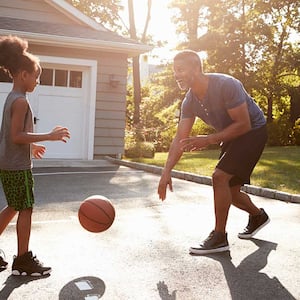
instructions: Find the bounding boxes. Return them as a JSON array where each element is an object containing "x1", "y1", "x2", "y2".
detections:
[{"x1": 0, "y1": 57, "x2": 97, "y2": 160}]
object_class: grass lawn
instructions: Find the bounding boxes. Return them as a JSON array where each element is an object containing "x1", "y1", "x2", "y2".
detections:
[{"x1": 125, "y1": 146, "x2": 300, "y2": 195}]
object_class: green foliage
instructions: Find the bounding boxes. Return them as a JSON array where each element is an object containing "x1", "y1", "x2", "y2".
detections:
[
  {"x1": 125, "y1": 141, "x2": 155, "y2": 158},
  {"x1": 124, "y1": 125, "x2": 155, "y2": 158},
  {"x1": 293, "y1": 118, "x2": 300, "y2": 146},
  {"x1": 190, "y1": 119, "x2": 216, "y2": 136},
  {"x1": 126, "y1": 66, "x2": 186, "y2": 152},
  {"x1": 267, "y1": 114, "x2": 294, "y2": 146},
  {"x1": 70, "y1": 0, "x2": 300, "y2": 149},
  {"x1": 169, "y1": 0, "x2": 300, "y2": 124},
  {"x1": 65, "y1": 0, "x2": 123, "y2": 31}
]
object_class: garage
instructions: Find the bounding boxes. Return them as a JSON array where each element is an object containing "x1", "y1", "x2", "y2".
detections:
[{"x1": 0, "y1": 0, "x2": 151, "y2": 160}]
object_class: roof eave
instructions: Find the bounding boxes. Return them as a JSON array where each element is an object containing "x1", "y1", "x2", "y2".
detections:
[{"x1": 0, "y1": 29, "x2": 152, "y2": 57}]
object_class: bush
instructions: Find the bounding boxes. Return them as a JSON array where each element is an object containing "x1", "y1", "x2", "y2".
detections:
[
  {"x1": 125, "y1": 142, "x2": 155, "y2": 158},
  {"x1": 293, "y1": 118, "x2": 300, "y2": 145},
  {"x1": 267, "y1": 116, "x2": 294, "y2": 146}
]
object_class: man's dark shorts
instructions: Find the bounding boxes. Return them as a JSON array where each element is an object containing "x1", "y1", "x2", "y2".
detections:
[{"x1": 216, "y1": 125, "x2": 268, "y2": 186}]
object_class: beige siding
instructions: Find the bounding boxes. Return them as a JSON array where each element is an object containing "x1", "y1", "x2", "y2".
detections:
[
  {"x1": 0, "y1": 0, "x2": 78, "y2": 25},
  {"x1": 29, "y1": 44, "x2": 128, "y2": 157},
  {"x1": 96, "y1": 119, "x2": 125, "y2": 129}
]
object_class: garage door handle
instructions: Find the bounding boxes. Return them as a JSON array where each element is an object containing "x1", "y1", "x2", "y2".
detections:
[{"x1": 34, "y1": 117, "x2": 40, "y2": 124}]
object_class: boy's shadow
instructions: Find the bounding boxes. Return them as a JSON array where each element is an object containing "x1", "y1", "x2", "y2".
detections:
[
  {"x1": 0, "y1": 274, "x2": 50, "y2": 299},
  {"x1": 157, "y1": 280, "x2": 176, "y2": 300},
  {"x1": 203, "y1": 238, "x2": 296, "y2": 300}
]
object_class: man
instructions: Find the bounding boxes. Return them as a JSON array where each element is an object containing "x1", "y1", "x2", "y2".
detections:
[{"x1": 157, "y1": 50, "x2": 269, "y2": 255}]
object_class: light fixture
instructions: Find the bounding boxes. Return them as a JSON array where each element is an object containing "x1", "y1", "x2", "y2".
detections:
[{"x1": 109, "y1": 74, "x2": 120, "y2": 88}]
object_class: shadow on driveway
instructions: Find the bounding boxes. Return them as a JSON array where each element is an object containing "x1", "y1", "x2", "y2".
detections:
[{"x1": 195, "y1": 238, "x2": 296, "y2": 300}]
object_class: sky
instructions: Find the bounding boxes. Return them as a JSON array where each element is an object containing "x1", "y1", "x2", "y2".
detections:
[{"x1": 120, "y1": 0, "x2": 178, "y2": 64}]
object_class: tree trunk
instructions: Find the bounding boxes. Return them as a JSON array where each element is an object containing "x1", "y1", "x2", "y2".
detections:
[
  {"x1": 132, "y1": 55, "x2": 141, "y2": 124},
  {"x1": 267, "y1": 96, "x2": 273, "y2": 123},
  {"x1": 128, "y1": 0, "x2": 141, "y2": 125},
  {"x1": 289, "y1": 87, "x2": 300, "y2": 124}
]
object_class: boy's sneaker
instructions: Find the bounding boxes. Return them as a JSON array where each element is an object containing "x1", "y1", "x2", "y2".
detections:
[
  {"x1": 238, "y1": 208, "x2": 270, "y2": 239},
  {"x1": 189, "y1": 231, "x2": 230, "y2": 255},
  {"x1": 12, "y1": 251, "x2": 51, "y2": 276},
  {"x1": 0, "y1": 249, "x2": 8, "y2": 270}
]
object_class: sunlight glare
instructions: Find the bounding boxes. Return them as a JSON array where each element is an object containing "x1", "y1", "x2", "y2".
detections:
[{"x1": 121, "y1": 0, "x2": 177, "y2": 64}]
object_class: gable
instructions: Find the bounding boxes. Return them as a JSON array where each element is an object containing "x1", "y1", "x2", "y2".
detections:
[{"x1": 0, "y1": 0, "x2": 78, "y2": 26}]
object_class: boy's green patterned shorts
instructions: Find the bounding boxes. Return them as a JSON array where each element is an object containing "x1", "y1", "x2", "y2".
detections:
[{"x1": 0, "y1": 169, "x2": 34, "y2": 211}]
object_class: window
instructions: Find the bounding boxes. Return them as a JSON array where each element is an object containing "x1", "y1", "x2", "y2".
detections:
[
  {"x1": 40, "y1": 68, "x2": 82, "y2": 88},
  {"x1": 55, "y1": 70, "x2": 68, "y2": 87},
  {"x1": 70, "y1": 71, "x2": 82, "y2": 88},
  {"x1": 40, "y1": 68, "x2": 53, "y2": 86}
]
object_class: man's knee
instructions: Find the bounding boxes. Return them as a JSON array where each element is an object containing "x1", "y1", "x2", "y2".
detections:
[{"x1": 212, "y1": 168, "x2": 232, "y2": 186}]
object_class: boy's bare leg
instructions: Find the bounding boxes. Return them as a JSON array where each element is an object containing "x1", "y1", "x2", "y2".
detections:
[{"x1": 16, "y1": 208, "x2": 32, "y2": 256}]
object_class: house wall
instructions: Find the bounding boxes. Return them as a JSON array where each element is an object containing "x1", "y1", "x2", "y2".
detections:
[
  {"x1": 29, "y1": 44, "x2": 128, "y2": 158},
  {"x1": 0, "y1": 0, "x2": 76, "y2": 25}
]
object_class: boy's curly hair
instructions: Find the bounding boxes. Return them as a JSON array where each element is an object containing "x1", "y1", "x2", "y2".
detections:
[{"x1": 0, "y1": 35, "x2": 39, "y2": 77}]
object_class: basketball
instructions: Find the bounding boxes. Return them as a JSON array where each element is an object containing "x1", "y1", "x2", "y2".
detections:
[{"x1": 78, "y1": 195, "x2": 115, "y2": 233}]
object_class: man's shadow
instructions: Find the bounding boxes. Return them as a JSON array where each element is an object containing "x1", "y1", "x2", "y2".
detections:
[
  {"x1": 203, "y1": 238, "x2": 296, "y2": 300},
  {"x1": 0, "y1": 274, "x2": 50, "y2": 299}
]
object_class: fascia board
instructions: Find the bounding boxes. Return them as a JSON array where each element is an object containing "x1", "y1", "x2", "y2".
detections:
[{"x1": 0, "y1": 29, "x2": 153, "y2": 57}]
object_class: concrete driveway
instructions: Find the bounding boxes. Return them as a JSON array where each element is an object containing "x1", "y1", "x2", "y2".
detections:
[{"x1": 0, "y1": 160, "x2": 299, "y2": 300}]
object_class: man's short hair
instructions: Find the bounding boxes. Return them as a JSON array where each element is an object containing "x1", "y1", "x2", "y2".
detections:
[{"x1": 174, "y1": 50, "x2": 203, "y2": 73}]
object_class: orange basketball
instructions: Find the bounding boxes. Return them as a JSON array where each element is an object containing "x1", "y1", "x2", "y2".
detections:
[{"x1": 78, "y1": 195, "x2": 115, "y2": 233}]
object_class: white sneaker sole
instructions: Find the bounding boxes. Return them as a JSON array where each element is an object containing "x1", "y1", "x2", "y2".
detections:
[
  {"x1": 238, "y1": 218, "x2": 270, "y2": 239},
  {"x1": 189, "y1": 245, "x2": 230, "y2": 255},
  {"x1": 12, "y1": 269, "x2": 52, "y2": 276}
]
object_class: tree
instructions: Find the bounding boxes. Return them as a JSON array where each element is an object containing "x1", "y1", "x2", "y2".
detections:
[
  {"x1": 252, "y1": 0, "x2": 300, "y2": 122},
  {"x1": 169, "y1": 0, "x2": 203, "y2": 49},
  {"x1": 169, "y1": 0, "x2": 252, "y2": 82},
  {"x1": 128, "y1": 0, "x2": 152, "y2": 125},
  {"x1": 65, "y1": 0, "x2": 123, "y2": 31},
  {"x1": 169, "y1": 0, "x2": 300, "y2": 123},
  {"x1": 67, "y1": 0, "x2": 154, "y2": 126}
]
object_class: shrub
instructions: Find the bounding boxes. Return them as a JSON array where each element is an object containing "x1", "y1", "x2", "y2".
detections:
[
  {"x1": 267, "y1": 115, "x2": 294, "y2": 146},
  {"x1": 293, "y1": 118, "x2": 300, "y2": 145},
  {"x1": 125, "y1": 141, "x2": 155, "y2": 158}
]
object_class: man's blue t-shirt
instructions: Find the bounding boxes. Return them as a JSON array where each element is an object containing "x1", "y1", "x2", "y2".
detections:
[{"x1": 181, "y1": 73, "x2": 266, "y2": 131}]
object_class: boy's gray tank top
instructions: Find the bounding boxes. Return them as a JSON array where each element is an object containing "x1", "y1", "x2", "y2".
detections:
[{"x1": 0, "y1": 90, "x2": 33, "y2": 170}]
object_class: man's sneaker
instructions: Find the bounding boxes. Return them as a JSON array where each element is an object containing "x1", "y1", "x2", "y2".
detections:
[
  {"x1": 12, "y1": 251, "x2": 51, "y2": 276},
  {"x1": 238, "y1": 208, "x2": 270, "y2": 239},
  {"x1": 189, "y1": 231, "x2": 230, "y2": 255},
  {"x1": 0, "y1": 250, "x2": 8, "y2": 270}
]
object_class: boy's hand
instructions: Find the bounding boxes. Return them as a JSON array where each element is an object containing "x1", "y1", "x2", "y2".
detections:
[
  {"x1": 50, "y1": 126, "x2": 70, "y2": 143},
  {"x1": 32, "y1": 143, "x2": 46, "y2": 159}
]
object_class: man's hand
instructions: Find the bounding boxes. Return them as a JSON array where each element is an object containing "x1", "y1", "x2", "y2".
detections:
[
  {"x1": 158, "y1": 172, "x2": 173, "y2": 201},
  {"x1": 180, "y1": 135, "x2": 210, "y2": 152}
]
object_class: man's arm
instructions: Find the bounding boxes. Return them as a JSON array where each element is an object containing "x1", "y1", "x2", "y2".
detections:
[
  {"x1": 180, "y1": 102, "x2": 251, "y2": 151},
  {"x1": 158, "y1": 117, "x2": 195, "y2": 200},
  {"x1": 209, "y1": 101, "x2": 251, "y2": 144}
]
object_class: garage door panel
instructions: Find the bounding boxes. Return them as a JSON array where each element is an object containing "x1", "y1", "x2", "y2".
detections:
[{"x1": 36, "y1": 94, "x2": 84, "y2": 159}]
